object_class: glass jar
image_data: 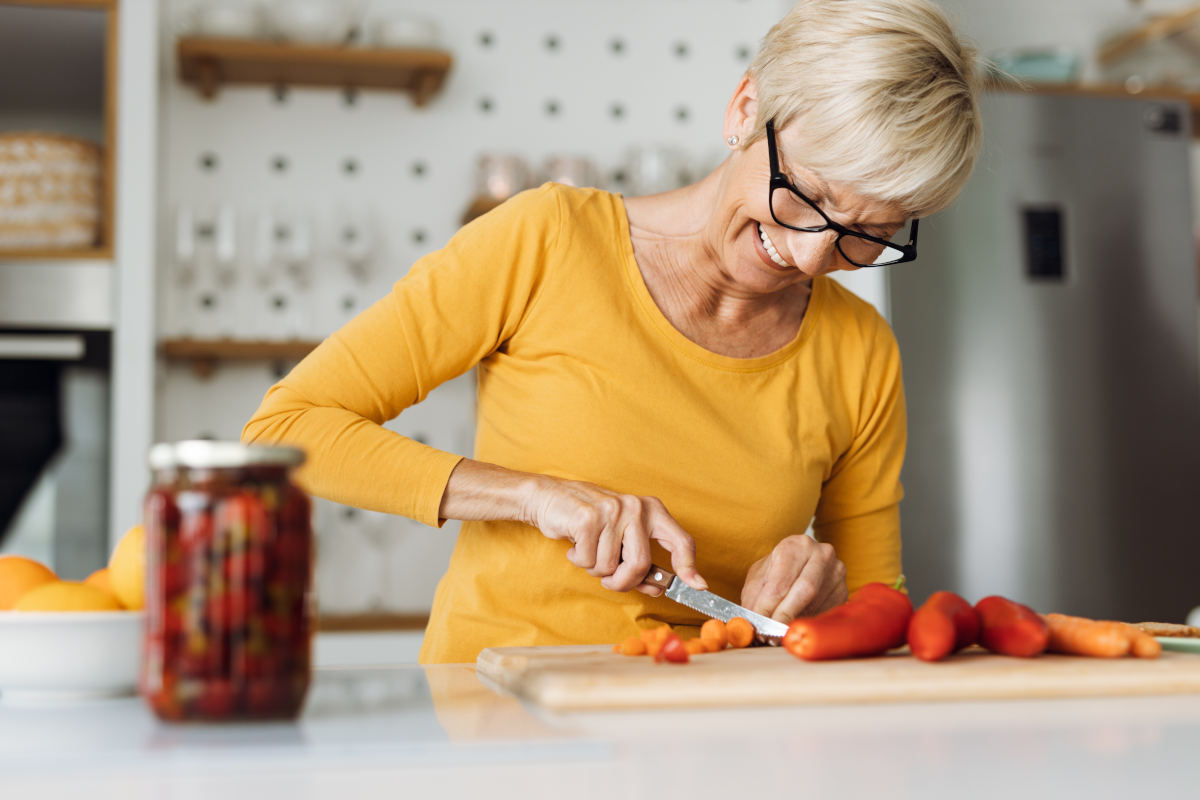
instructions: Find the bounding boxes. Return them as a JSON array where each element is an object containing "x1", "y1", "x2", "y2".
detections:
[{"x1": 140, "y1": 440, "x2": 313, "y2": 722}]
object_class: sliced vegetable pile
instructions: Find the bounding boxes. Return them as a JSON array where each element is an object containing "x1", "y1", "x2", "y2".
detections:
[
  {"x1": 615, "y1": 583, "x2": 1163, "y2": 664},
  {"x1": 613, "y1": 617, "x2": 756, "y2": 664}
]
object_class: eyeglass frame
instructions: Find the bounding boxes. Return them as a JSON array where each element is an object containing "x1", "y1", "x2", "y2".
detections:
[{"x1": 765, "y1": 119, "x2": 919, "y2": 268}]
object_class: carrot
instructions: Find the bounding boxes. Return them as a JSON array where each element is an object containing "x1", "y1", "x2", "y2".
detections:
[
  {"x1": 1128, "y1": 629, "x2": 1162, "y2": 659},
  {"x1": 683, "y1": 638, "x2": 706, "y2": 656},
  {"x1": 616, "y1": 635, "x2": 647, "y2": 656},
  {"x1": 700, "y1": 618, "x2": 728, "y2": 651},
  {"x1": 1042, "y1": 613, "x2": 1132, "y2": 658},
  {"x1": 726, "y1": 617, "x2": 755, "y2": 648},
  {"x1": 1115, "y1": 622, "x2": 1162, "y2": 659},
  {"x1": 641, "y1": 625, "x2": 673, "y2": 657}
]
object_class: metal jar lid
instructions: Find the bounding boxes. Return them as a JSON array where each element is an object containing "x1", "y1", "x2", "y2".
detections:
[{"x1": 148, "y1": 440, "x2": 305, "y2": 470}]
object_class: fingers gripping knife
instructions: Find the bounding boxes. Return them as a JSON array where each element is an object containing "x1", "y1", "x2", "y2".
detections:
[{"x1": 642, "y1": 564, "x2": 788, "y2": 645}]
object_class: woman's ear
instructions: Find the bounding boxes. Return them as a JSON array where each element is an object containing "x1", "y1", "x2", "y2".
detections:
[{"x1": 723, "y1": 73, "x2": 759, "y2": 142}]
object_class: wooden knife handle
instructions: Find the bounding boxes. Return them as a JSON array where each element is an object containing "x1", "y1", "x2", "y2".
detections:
[{"x1": 643, "y1": 564, "x2": 675, "y2": 591}]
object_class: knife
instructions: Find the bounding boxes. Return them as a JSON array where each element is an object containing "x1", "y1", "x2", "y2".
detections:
[{"x1": 643, "y1": 563, "x2": 788, "y2": 645}]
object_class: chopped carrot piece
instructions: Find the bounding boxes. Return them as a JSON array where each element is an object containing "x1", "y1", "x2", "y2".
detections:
[
  {"x1": 643, "y1": 625, "x2": 673, "y2": 658},
  {"x1": 683, "y1": 638, "x2": 706, "y2": 655},
  {"x1": 616, "y1": 635, "x2": 647, "y2": 656},
  {"x1": 700, "y1": 618, "x2": 728, "y2": 651},
  {"x1": 726, "y1": 616, "x2": 755, "y2": 648}
]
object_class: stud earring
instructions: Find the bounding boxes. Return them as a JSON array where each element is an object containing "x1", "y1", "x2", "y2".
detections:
[{"x1": 726, "y1": 134, "x2": 740, "y2": 147}]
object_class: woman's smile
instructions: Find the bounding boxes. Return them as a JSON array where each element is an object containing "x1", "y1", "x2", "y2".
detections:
[
  {"x1": 751, "y1": 221, "x2": 794, "y2": 272},
  {"x1": 756, "y1": 223, "x2": 792, "y2": 268}
]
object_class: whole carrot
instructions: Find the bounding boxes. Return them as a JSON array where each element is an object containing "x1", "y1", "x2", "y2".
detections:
[
  {"x1": 783, "y1": 582, "x2": 913, "y2": 661},
  {"x1": 1127, "y1": 628, "x2": 1162, "y2": 659},
  {"x1": 1042, "y1": 613, "x2": 1131, "y2": 658},
  {"x1": 908, "y1": 591, "x2": 979, "y2": 662},
  {"x1": 975, "y1": 596, "x2": 1049, "y2": 657}
]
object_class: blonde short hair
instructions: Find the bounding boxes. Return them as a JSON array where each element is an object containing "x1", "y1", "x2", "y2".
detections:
[{"x1": 747, "y1": 0, "x2": 982, "y2": 218}]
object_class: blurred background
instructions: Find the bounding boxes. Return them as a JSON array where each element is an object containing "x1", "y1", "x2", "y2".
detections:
[{"x1": 1, "y1": 0, "x2": 1198, "y2": 660}]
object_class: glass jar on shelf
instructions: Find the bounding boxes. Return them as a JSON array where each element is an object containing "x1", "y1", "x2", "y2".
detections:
[{"x1": 141, "y1": 440, "x2": 313, "y2": 722}]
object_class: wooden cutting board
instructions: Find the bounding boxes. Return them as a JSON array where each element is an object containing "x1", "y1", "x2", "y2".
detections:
[{"x1": 476, "y1": 644, "x2": 1200, "y2": 710}]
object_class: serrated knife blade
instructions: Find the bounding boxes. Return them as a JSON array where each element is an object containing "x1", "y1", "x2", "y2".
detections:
[{"x1": 643, "y1": 564, "x2": 787, "y2": 644}]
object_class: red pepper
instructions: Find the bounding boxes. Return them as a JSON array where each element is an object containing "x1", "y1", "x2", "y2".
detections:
[
  {"x1": 783, "y1": 582, "x2": 913, "y2": 661},
  {"x1": 654, "y1": 633, "x2": 690, "y2": 664},
  {"x1": 974, "y1": 595, "x2": 1049, "y2": 657},
  {"x1": 907, "y1": 590, "x2": 980, "y2": 662}
]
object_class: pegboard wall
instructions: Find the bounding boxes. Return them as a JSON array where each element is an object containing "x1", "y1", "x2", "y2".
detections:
[{"x1": 156, "y1": 0, "x2": 786, "y2": 616}]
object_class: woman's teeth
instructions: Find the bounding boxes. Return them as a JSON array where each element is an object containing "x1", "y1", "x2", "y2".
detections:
[{"x1": 757, "y1": 223, "x2": 790, "y2": 268}]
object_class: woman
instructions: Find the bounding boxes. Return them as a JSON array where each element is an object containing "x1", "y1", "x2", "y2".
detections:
[{"x1": 244, "y1": 0, "x2": 982, "y2": 663}]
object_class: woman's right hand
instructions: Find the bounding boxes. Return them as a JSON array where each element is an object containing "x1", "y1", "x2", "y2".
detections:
[{"x1": 523, "y1": 476, "x2": 707, "y2": 595}]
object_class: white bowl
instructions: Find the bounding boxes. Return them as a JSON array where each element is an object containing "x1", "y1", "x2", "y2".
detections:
[
  {"x1": 193, "y1": 2, "x2": 266, "y2": 39},
  {"x1": 0, "y1": 611, "x2": 144, "y2": 701},
  {"x1": 266, "y1": 0, "x2": 357, "y2": 45},
  {"x1": 370, "y1": 14, "x2": 440, "y2": 49}
]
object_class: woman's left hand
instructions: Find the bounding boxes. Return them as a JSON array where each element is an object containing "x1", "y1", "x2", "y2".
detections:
[{"x1": 740, "y1": 535, "x2": 847, "y2": 622}]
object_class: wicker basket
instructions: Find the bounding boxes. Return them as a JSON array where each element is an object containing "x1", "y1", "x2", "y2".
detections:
[{"x1": 0, "y1": 132, "x2": 103, "y2": 250}]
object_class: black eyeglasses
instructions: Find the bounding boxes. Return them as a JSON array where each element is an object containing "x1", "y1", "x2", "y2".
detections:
[{"x1": 765, "y1": 119, "x2": 918, "y2": 268}]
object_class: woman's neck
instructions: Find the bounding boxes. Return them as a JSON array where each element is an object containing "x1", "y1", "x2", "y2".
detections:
[{"x1": 623, "y1": 168, "x2": 812, "y2": 358}]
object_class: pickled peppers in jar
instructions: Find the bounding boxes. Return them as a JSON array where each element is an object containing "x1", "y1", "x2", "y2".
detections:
[{"x1": 141, "y1": 441, "x2": 313, "y2": 721}]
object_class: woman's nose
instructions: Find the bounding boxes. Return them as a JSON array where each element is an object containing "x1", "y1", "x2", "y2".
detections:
[{"x1": 788, "y1": 228, "x2": 842, "y2": 273}]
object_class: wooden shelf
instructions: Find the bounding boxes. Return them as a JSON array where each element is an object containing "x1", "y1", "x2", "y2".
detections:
[
  {"x1": 161, "y1": 337, "x2": 321, "y2": 378},
  {"x1": 1097, "y1": 6, "x2": 1200, "y2": 66},
  {"x1": 987, "y1": 79, "x2": 1200, "y2": 133},
  {"x1": 177, "y1": 36, "x2": 453, "y2": 103},
  {"x1": 1, "y1": 1, "x2": 114, "y2": 9},
  {"x1": 0, "y1": 246, "x2": 111, "y2": 262}
]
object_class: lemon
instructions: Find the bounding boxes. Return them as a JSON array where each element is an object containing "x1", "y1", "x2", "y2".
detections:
[
  {"x1": 0, "y1": 555, "x2": 57, "y2": 610},
  {"x1": 84, "y1": 567, "x2": 113, "y2": 594},
  {"x1": 108, "y1": 524, "x2": 146, "y2": 610},
  {"x1": 13, "y1": 580, "x2": 123, "y2": 612}
]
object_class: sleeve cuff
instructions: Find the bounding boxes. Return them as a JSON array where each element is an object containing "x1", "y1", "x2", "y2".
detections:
[{"x1": 415, "y1": 450, "x2": 467, "y2": 528}]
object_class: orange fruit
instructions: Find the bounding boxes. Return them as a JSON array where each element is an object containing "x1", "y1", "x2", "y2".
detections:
[
  {"x1": 108, "y1": 524, "x2": 145, "y2": 610},
  {"x1": 84, "y1": 567, "x2": 113, "y2": 594},
  {"x1": 13, "y1": 580, "x2": 123, "y2": 612},
  {"x1": 0, "y1": 555, "x2": 57, "y2": 610}
]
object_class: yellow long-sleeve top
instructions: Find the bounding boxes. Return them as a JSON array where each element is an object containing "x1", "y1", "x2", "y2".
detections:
[{"x1": 243, "y1": 183, "x2": 906, "y2": 664}]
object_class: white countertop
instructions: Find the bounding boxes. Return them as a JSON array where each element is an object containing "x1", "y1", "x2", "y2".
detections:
[{"x1": 2, "y1": 661, "x2": 1199, "y2": 799}]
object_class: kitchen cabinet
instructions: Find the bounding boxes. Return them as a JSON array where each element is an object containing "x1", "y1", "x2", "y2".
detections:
[
  {"x1": 0, "y1": 0, "x2": 158, "y2": 558},
  {"x1": 0, "y1": 0, "x2": 117, "y2": 261}
]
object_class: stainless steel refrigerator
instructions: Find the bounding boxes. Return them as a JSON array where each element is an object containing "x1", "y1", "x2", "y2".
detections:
[{"x1": 889, "y1": 90, "x2": 1200, "y2": 623}]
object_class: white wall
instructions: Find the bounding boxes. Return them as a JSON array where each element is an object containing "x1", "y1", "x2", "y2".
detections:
[
  {"x1": 149, "y1": 0, "x2": 1200, "y2": 624},
  {"x1": 156, "y1": 0, "x2": 784, "y2": 618},
  {"x1": 937, "y1": 0, "x2": 1197, "y2": 79}
]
